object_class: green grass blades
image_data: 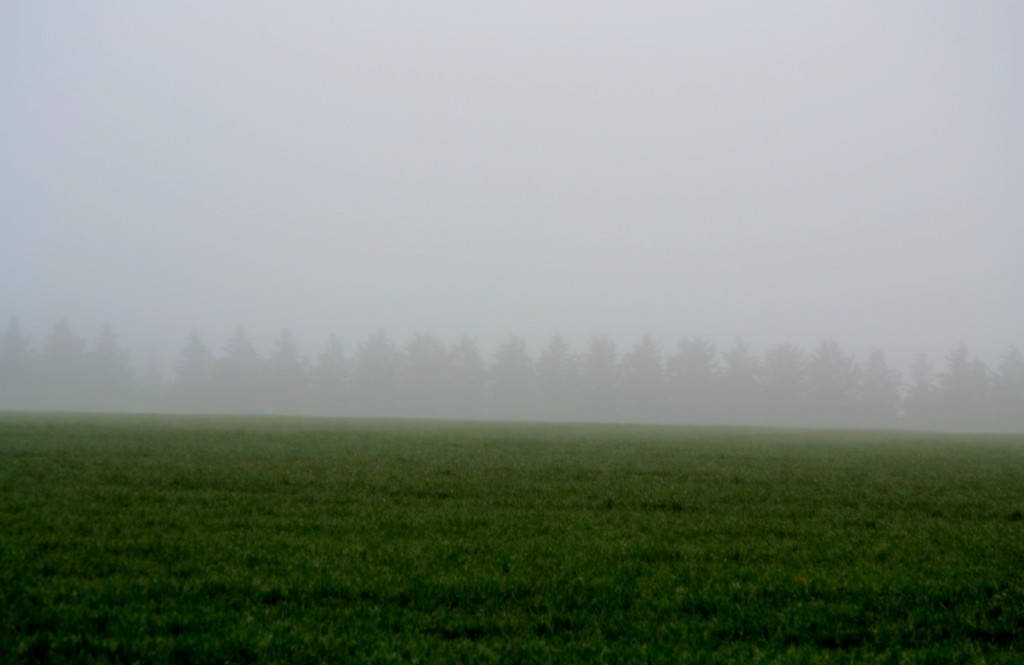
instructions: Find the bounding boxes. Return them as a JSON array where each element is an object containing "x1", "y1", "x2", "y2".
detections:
[{"x1": 2, "y1": 413, "x2": 1023, "y2": 663}]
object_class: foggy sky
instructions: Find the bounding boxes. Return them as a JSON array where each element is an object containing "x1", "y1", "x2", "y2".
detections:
[{"x1": 2, "y1": 2, "x2": 1022, "y2": 370}]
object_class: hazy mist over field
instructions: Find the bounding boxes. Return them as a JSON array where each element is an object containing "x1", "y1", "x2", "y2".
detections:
[{"x1": 2, "y1": 3, "x2": 1023, "y2": 388}]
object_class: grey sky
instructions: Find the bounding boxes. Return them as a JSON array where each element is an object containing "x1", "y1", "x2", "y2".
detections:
[{"x1": 2, "y1": 2, "x2": 1022, "y2": 370}]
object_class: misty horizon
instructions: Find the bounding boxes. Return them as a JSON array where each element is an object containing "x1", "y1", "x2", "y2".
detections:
[
  {"x1": 2, "y1": 315, "x2": 1021, "y2": 434},
  {"x1": 3, "y1": 3, "x2": 1022, "y2": 424},
  {"x1": 0, "y1": 315, "x2": 1019, "y2": 379}
]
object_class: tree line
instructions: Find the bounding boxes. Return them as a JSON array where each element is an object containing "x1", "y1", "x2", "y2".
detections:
[{"x1": 1, "y1": 318, "x2": 1022, "y2": 433}]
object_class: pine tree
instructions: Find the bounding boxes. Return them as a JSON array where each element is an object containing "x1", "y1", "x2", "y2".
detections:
[
  {"x1": 805, "y1": 339, "x2": 860, "y2": 428},
  {"x1": 267, "y1": 329, "x2": 310, "y2": 415},
  {"x1": 39, "y1": 319, "x2": 88, "y2": 410},
  {"x1": 718, "y1": 339, "x2": 760, "y2": 425},
  {"x1": 578, "y1": 335, "x2": 620, "y2": 423},
  {"x1": 535, "y1": 335, "x2": 580, "y2": 421},
  {"x1": 903, "y1": 354, "x2": 937, "y2": 430},
  {"x1": 173, "y1": 331, "x2": 216, "y2": 413},
  {"x1": 936, "y1": 344, "x2": 988, "y2": 431},
  {"x1": 311, "y1": 335, "x2": 348, "y2": 416},
  {"x1": 620, "y1": 335, "x2": 665, "y2": 423},
  {"x1": 858, "y1": 350, "x2": 902, "y2": 428},
  {"x1": 488, "y1": 336, "x2": 535, "y2": 421},
  {"x1": 351, "y1": 329, "x2": 401, "y2": 416},
  {"x1": 401, "y1": 332, "x2": 449, "y2": 418},
  {"x1": 0, "y1": 318, "x2": 36, "y2": 409},
  {"x1": 217, "y1": 326, "x2": 264, "y2": 413},
  {"x1": 666, "y1": 337, "x2": 718, "y2": 424},
  {"x1": 86, "y1": 324, "x2": 135, "y2": 411},
  {"x1": 992, "y1": 347, "x2": 1024, "y2": 432},
  {"x1": 447, "y1": 337, "x2": 486, "y2": 420},
  {"x1": 759, "y1": 343, "x2": 805, "y2": 427}
]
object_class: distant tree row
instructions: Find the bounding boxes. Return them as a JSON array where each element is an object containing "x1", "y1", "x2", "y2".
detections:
[{"x1": 1, "y1": 318, "x2": 1022, "y2": 433}]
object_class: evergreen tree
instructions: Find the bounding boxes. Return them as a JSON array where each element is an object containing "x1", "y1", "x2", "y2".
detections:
[
  {"x1": 718, "y1": 339, "x2": 760, "y2": 425},
  {"x1": 620, "y1": 335, "x2": 665, "y2": 423},
  {"x1": 137, "y1": 350, "x2": 166, "y2": 412},
  {"x1": 936, "y1": 344, "x2": 990, "y2": 431},
  {"x1": 759, "y1": 343, "x2": 805, "y2": 427},
  {"x1": 992, "y1": 346, "x2": 1024, "y2": 432},
  {"x1": 903, "y1": 353, "x2": 937, "y2": 430},
  {"x1": 350, "y1": 329, "x2": 401, "y2": 416},
  {"x1": 858, "y1": 349, "x2": 902, "y2": 428},
  {"x1": 38, "y1": 319, "x2": 88, "y2": 410},
  {"x1": 577, "y1": 334, "x2": 620, "y2": 423},
  {"x1": 217, "y1": 326, "x2": 264, "y2": 413},
  {"x1": 86, "y1": 324, "x2": 135, "y2": 412},
  {"x1": 447, "y1": 336, "x2": 487, "y2": 420},
  {"x1": 311, "y1": 335, "x2": 348, "y2": 416},
  {"x1": 805, "y1": 339, "x2": 860, "y2": 428},
  {"x1": 401, "y1": 332, "x2": 449, "y2": 418},
  {"x1": 173, "y1": 331, "x2": 216, "y2": 413},
  {"x1": 969, "y1": 356, "x2": 992, "y2": 427},
  {"x1": 665, "y1": 337, "x2": 718, "y2": 424},
  {"x1": 267, "y1": 329, "x2": 310, "y2": 415},
  {"x1": 0, "y1": 318, "x2": 36, "y2": 409},
  {"x1": 534, "y1": 335, "x2": 580, "y2": 421},
  {"x1": 488, "y1": 336, "x2": 535, "y2": 420}
]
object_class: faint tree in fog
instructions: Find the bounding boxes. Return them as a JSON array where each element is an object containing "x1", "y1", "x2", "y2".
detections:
[
  {"x1": 138, "y1": 350, "x2": 165, "y2": 412},
  {"x1": 447, "y1": 336, "x2": 487, "y2": 419},
  {"x1": 903, "y1": 353, "x2": 937, "y2": 430},
  {"x1": 351, "y1": 329, "x2": 401, "y2": 416},
  {"x1": 578, "y1": 334, "x2": 620, "y2": 423},
  {"x1": 267, "y1": 329, "x2": 310, "y2": 415},
  {"x1": 8, "y1": 316, "x2": 1020, "y2": 432},
  {"x1": 311, "y1": 335, "x2": 348, "y2": 416},
  {"x1": 0, "y1": 318, "x2": 36, "y2": 409},
  {"x1": 759, "y1": 343, "x2": 805, "y2": 427},
  {"x1": 535, "y1": 335, "x2": 581, "y2": 421},
  {"x1": 620, "y1": 335, "x2": 665, "y2": 423},
  {"x1": 173, "y1": 331, "x2": 216, "y2": 413},
  {"x1": 217, "y1": 326, "x2": 264, "y2": 413},
  {"x1": 666, "y1": 337, "x2": 718, "y2": 424},
  {"x1": 86, "y1": 324, "x2": 135, "y2": 412},
  {"x1": 805, "y1": 339, "x2": 860, "y2": 428},
  {"x1": 858, "y1": 350, "x2": 902, "y2": 428},
  {"x1": 488, "y1": 335, "x2": 535, "y2": 420},
  {"x1": 718, "y1": 339, "x2": 760, "y2": 425},
  {"x1": 937, "y1": 344, "x2": 988, "y2": 431},
  {"x1": 401, "y1": 332, "x2": 449, "y2": 418},
  {"x1": 38, "y1": 319, "x2": 88, "y2": 410},
  {"x1": 969, "y1": 356, "x2": 993, "y2": 425},
  {"x1": 992, "y1": 347, "x2": 1024, "y2": 432}
]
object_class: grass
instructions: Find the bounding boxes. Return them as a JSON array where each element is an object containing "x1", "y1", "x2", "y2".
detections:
[{"x1": 1, "y1": 413, "x2": 1023, "y2": 663}]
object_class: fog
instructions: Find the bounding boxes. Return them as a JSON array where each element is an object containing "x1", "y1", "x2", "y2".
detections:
[{"x1": 2, "y1": 3, "x2": 1022, "y2": 428}]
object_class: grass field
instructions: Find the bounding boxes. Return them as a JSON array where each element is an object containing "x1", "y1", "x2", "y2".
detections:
[{"x1": 1, "y1": 413, "x2": 1023, "y2": 663}]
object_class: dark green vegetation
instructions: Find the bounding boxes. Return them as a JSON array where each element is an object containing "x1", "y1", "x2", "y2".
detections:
[{"x1": 2, "y1": 414, "x2": 1023, "y2": 663}]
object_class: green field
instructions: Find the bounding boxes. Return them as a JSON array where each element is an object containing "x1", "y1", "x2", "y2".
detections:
[{"x1": 2, "y1": 414, "x2": 1023, "y2": 663}]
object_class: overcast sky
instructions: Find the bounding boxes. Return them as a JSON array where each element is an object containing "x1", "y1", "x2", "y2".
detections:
[{"x1": 2, "y1": 2, "x2": 1022, "y2": 371}]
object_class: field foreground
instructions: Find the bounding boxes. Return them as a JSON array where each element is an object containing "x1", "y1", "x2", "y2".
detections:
[{"x1": 2, "y1": 414, "x2": 1023, "y2": 663}]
